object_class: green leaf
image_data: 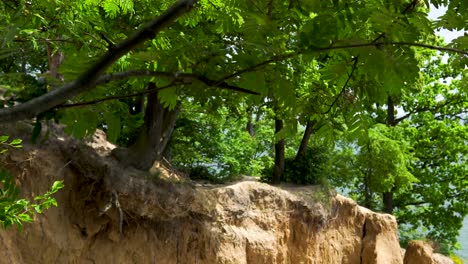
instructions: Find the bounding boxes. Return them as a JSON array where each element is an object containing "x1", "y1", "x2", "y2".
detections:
[
  {"x1": 51, "y1": 181, "x2": 64, "y2": 193},
  {"x1": 104, "y1": 112, "x2": 121, "y2": 143},
  {"x1": 0, "y1": 136, "x2": 9, "y2": 143},
  {"x1": 10, "y1": 139, "x2": 22, "y2": 145},
  {"x1": 158, "y1": 87, "x2": 178, "y2": 110},
  {"x1": 17, "y1": 213, "x2": 32, "y2": 223},
  {"x1": 237, "y1": 71, "x2": 267, "y2": 95}
]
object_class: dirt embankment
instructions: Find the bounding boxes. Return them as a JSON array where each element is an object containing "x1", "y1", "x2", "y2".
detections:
[{"x1": 0, "y1": 124, "x2": 451, "y2": 263}]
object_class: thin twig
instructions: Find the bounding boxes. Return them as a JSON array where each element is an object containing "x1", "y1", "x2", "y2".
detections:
[
  {"x1": 322, "y1": 57, "x2": 359, "y2": 114},
  {"x1": 214, "y1": 52, "x2": 298, "y2": 85},
  {"x1": 315, "y1": 42, "x2": 468, "y2": 56},
  {"x1": 112, "y1": 191, "x2": 124, "y2": 235},
  {"x1": 56, "y1": 69, "x2": 260, "y2": 108},
  {"x1": 14, "y1": 38, "x2": 76, "y2": 43},
  {"x1": 58, "y1": 82, "x2": 177, "y2": 108},
  {"x1": 395, "y1": 98, "x2": 466, "y2": 124},
  {"x1": 215, "y1": 41, "x2": 467, "y2": 86}
]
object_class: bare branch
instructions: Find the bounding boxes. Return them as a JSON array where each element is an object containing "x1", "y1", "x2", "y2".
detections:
[{"x1": 0, "y1": 0, "x2": 198, "y2": 123}]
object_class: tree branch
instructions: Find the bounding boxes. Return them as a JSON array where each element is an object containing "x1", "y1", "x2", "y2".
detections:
[
  {"x1": 58, "y1": 82, "x2": 178, "y2": 108},
  {"x1": 14, "y1": 37, "x2": 75, "y2": 43},
  {"x1": 322, "y1": 57, "x2": 359, "y2": 114},
  {"x1": 95, "y1": 70, "x2": 259, "y2": 94},
  {"x1": 214, "y1": 52, "x2": 299, "y2": 85},
  {"x1": 314, "y1": 42, "x2": 468, "y2": 56},
  {"x1": 216, "y1": 41, "x2": 467, "y2": 85},
  {"x1": 396, "y1": 192, "x2": 464, "y2": 208},
  {"x1": 0, "y1": 0, "x2": 198, "y2": 123},
  {"x1": 395, "y1": 98, "x2": 466, "y2": 123},
  {"x1": 57, "y1": 70, "x2": 259, "y2": 108}
]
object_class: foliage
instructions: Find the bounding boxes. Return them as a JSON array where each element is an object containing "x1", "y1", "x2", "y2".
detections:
[
  {"x1": 328, "y1": 52, "x2": 467, "y2": 251},
  {"x1": 261, "y1": 144, "x2": 329, "y2": 185},
  {"x1": 0, "y1": 135, "x2": 23, "y2": 154},
  {"x1": 0, "y1": 170, "x2": 64, "y2": 230},
  {"x1": 170, "y1": 101, "x2": 273, "y2": 181},
  {"x1": 359, "y1": 125, "x2": 417, "y2": 194},
  {"x1": 327, "y1": 124, "x2": 417, "y2": 209}
]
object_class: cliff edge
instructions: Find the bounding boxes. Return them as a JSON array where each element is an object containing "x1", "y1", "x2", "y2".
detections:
[{"x1": 0, "y1": 124, "x2": 437, "y2": 263}]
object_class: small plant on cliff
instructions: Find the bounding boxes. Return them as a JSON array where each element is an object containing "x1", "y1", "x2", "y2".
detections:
[{"x1": 0, "y1": 136, "x2": 64, "y2": 230}]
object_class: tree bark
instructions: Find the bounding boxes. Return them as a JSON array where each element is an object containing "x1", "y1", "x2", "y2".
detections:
[
  {"x1": 131, "y1": 95, "x2": 145, "y2": 115},
  {"x1": 294, "y1": 119, "x2": 315, "y2": 162},
  {"x1": 112, "y1": 83, "x2": 181, "y2": 170},
  {"x1": 46, "y1": 42, "x2": 65, "y2": 82},
  {"x1": 363, "y1": 170, "x2": 373, "y2": 210},
  {"x1": 383, "y1": 191, "x2": 393, "y2": 214},
  {"x1": 272, "y1": 118, "x2": 285, "y2": 184},
  {"x1": 246, "y1": 107, "x2": 255, "y2": 137},
  {"x1": 383, "y1": 95, "x2": 396, "y2": 214}
]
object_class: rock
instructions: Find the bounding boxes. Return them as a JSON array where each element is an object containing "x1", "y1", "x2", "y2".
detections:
[
  {"x1": 361, "y1": 212, "x2": 403, "y2": 264},
  {"x1": 433, "y1": 253, "x2": 454, "y2": 264},
  {"x1": 85, "y1": 129, "x2": 116, "y2": 156},
  {"x1": 404, "y1": 240, "x2": 435, "y2": 264}
]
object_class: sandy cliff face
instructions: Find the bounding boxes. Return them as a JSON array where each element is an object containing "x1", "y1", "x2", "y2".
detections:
[{"x1": 0, "y1": 126, "x2": 404, "y2": 264}]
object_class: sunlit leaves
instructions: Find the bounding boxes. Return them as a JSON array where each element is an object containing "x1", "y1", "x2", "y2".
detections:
[
  {"x1": 357, "y1": 46, "x2": 419, "y2": 103},
  {"x1": 0, "y1": 165, "x2": 64, "y2": 230},
  {"x1": 158, "y1": 87, "x2": 179, "y2": 109}
]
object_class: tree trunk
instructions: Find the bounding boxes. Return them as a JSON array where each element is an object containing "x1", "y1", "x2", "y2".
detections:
[
  {"x1": 364, "y1": 170, "x2": 373, "y2": 210},
  {"x1": 383, "y1": 191, "x2": 393, "y2": 214},
  {"x1": 246, "y1": 107, "x2": 255, "y2": 137},
  {"x1": 294, "y1": 119, "x2": 315, "y2": 162},
  {"x1": 272, "y1": 118, "x2": 285, "y2": 184},
  {"x1": 131, "y1": 95, "x2": 145, "y2": 115},
  {"x1": 383, "y1": 95, "x2": 396, "y2": 214},
  {"x1": 112, "y1": 83, "x2": 181, "y2": 170},
  {"x1": 387, "y1": 96, "x2": 396, "y2": 127},
  {"x1": 46, "y1": 42, "x2": 64, "y2": 82}
]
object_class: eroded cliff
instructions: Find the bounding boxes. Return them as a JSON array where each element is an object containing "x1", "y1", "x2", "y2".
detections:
[{"x1": 0, "y1": 124, "x2": 408, "y2": 263}]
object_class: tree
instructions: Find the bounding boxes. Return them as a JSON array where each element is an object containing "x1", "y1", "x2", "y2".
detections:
[{"x1": 327, "y1": 50, "x2": 468, "y2": 251}]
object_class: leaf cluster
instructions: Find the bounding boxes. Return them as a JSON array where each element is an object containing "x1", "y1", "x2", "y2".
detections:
[{"x1": 0, "y1": 168, "x2": 64, "y2": 230}]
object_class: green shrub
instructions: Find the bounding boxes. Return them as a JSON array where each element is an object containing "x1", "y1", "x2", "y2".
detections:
[
  {"x1": 185, "y1": 165, "x2": 239, "y2": 184},
  {"x1": 260, "y1": 145, "x2": 328, "y2": 184}
]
